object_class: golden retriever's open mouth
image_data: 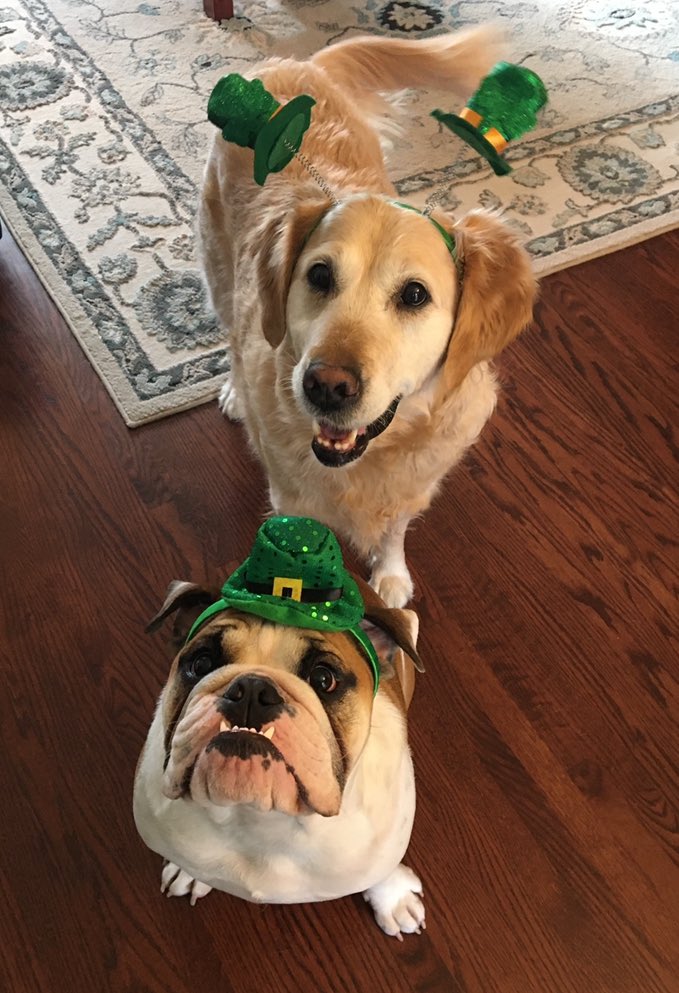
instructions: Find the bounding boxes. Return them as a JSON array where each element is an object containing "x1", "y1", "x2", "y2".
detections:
[{"x1": 311, "y1": 398, "x2": 400, "y2": 467}]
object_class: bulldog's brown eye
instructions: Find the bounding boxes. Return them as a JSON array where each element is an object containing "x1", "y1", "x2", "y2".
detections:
[
  {"x1": 186, "y1": 653, "x2": 218, "y2": 682},
  {"x1": 309, "y1": 664, "x2": 338, "y2": 695},
  {"x1": 400, "y1": 281, "x2": 429, "y2": 308},
  {"x1": 307, "y1": 262, "x2": 333, "y2": 293}
]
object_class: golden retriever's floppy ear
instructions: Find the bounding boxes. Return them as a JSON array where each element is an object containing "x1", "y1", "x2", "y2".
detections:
[
  {"x1": 438, "y1": 210, "x2": 538, "y2": 394},
  {"x1": 257, "y1": 199, "x2": 330, "y2": 348},
  {"x1": 146, "y1": 581, "x2": 219, "y2": 651}
]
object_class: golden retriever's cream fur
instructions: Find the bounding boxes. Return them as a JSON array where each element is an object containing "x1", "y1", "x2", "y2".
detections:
[{"x1": 197, "y1": 30, "x2": 538, "y2": 607}]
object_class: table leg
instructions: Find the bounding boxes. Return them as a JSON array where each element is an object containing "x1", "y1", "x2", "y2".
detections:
[{"x1": 203, "y1": 0, "x2": 234, "y2": 20}]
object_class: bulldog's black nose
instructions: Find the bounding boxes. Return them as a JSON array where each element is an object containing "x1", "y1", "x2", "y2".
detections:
[
  {"x1": 220, "y1": 675, "x2": 284, "y2": 729},
  {"x1": 302, "y1": 362, "x2": 361, "y2": 412}
]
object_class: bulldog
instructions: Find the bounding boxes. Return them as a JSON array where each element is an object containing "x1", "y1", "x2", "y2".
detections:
[{"x1": 133, "y1": 517, "x2": 426, "y2": 938}]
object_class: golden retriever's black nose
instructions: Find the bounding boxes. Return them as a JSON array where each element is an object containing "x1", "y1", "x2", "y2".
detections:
[
  {"x1": 303, "y1": 362, "x2": 360, "y2": 412},
  {"x1": 220, "y1": 676, "x2": 284, "y2": 729}
]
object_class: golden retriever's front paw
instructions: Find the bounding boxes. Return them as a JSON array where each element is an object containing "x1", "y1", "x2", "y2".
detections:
[
  {"x1": 218, "y1": 374, "x2": 244, "y2": 422},
  {"x1": 370, "y1": 571, "x2": 414, "y2": 608}
]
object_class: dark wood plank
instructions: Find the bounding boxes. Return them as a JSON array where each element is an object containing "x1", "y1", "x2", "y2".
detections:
[{"x1": 1, "y1": 222, "x2": 678, "y2": 993}]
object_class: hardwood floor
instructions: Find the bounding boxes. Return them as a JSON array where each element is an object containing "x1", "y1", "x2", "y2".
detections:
[{"x1": 1, "y1": 223, "x2": 677, "y2": 993}]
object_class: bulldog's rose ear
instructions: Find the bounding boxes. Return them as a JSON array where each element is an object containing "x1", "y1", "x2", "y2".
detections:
[
  {"x1": 146, "y1": 581, "x2": 218, "y2": 650},
  {"x1": 359, "y1": 608, "x2": 422, "y2": 672},
  {"x1": 353, "y1": 575, "x2": 423, "y2": 669},
  {"x1": 359, "y1": 608, "x2": 421, "y2": 711}
]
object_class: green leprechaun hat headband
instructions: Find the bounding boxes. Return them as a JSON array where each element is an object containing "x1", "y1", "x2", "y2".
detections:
[
  {"x1": 430, "y1": 62, "x2": 547, "y2": 179},
  {"x1": 186, "y1": 517, "x2": 381, "y2": 693},
  {"x1": 204, "y1": 73, "x2": 457, "y2": 258},
  {"x1": 205, "y1": 62, "x2": 547, "y2": 254},
  {"x1": 208, "y1": 74, "x2": 319, "y2": 189}
]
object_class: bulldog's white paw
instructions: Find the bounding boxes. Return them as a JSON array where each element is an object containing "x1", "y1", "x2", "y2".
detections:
[
  {"x1": 364, "y1": 863, "x2": 425, "y2": 940},
  {"x1": 218, "y1": 374, "x2": 244, "y2": 422},
  {"x1": 161, "y1": 862, "x2": 212, "y2": 906},
  {"x1": 370, "y1": 570, "x2": 414, "y2": 609}
]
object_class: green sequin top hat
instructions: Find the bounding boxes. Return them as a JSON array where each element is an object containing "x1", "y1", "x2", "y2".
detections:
[
  {"x1": 431, "y1": 62, "x2": 547, "y2": 176},
  {"x1": 207, "y1": 74, "x2": 315, "y2": 187},
  {"x1": 186, "y1": 517, "x2": 380, "y2": 692}
]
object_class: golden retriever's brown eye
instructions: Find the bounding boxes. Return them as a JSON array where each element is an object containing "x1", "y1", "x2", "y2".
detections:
[
  {"x1": 309, "y1": 664, "x2": 338, "y2": 695},
  {"x1": 400, "y1": 281, "x2": 429, "y2": 308},
  {"x1": 307, "y1": 262, "x2": 333, "y2": 293}
]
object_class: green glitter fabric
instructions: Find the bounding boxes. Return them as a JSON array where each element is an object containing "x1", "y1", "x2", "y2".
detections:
[
  {"x1": 207, "y1": 74, "x2": 280, "y2": 149},
  {"x1": 467, "y1": 62, "x2": 547, "y2": 140},
  {"x1": 431, "y1": 61, "x2": 547, "y2": 176},
  {"x1": 185, "y1": 517, "x2": 380, "y2": 690},
  {"x1": 223, "y1": 517, "x2": 362, "y2": 630},
  {"x1": 206, "y1": 72, "x2": 315, "y2": 186}
]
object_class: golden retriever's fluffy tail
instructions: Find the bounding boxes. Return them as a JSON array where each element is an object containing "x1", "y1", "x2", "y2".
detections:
[{"x1": 311, "y1": 27, "x2": 502, "y2": 100}]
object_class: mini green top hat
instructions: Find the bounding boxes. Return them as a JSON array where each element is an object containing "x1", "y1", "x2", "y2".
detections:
[
  {"x1": 186, "y1": 517, "x2": 380, "y2": 692},
  {"x1": 207, "y1": 73, "x2": 315, "y2": 187},
  {"x1": 431, "y1": 62, "x2": 547, "y2": 176}
]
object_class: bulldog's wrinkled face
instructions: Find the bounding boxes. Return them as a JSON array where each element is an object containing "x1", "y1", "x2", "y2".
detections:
[{"x1": 159, "y1": 610, "x2": 376, "y2": 818}]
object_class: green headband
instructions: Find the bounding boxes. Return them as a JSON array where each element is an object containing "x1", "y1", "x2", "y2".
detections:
[
  {"x1": 302, "y1": 198, "x2": 462, "y2": 278},
  {"x1": 185, "y1": 517, "x2": 381, "y2": 694},
  {"x1": 391, "y1": 200, "x2": 461, "y2": 276}
]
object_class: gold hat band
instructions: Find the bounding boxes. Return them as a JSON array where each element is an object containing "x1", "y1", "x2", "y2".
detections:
[
  {"x1": 483, "y1": 128, "x2": 507, "y2": 152},
  {"x1": 459, "y1": 107, "x2": 482, "y2": 127},
  {"x1": 458, "y1": 107, "x2": 507, "y2": 153}
]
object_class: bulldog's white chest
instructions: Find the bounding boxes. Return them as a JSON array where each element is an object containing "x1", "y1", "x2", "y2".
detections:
[{"x1": 133, "y1": 696, "x2": 415, "y2": 905}]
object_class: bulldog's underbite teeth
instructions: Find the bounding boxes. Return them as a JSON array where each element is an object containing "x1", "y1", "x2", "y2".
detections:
[
  {"x1": 313, "y1": 421, "x2": 363, "y2": 453},
  {"x1": 219, "y1": 719, "x2": 275, "y2": 740}
]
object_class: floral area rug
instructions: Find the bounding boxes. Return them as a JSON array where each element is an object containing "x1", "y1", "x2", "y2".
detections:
[{"x1": 0, "y1": 0, "x2": 677, "y2": 426}]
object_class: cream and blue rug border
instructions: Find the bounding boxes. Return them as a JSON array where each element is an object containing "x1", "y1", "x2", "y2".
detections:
[{"x1": 0, "y1": 0, "x2": 677, "y2": 425}]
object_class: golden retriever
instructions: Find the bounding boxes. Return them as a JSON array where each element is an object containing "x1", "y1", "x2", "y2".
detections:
[{"x1": 197, "y1": 29, "x2": 538, "y2": 607}]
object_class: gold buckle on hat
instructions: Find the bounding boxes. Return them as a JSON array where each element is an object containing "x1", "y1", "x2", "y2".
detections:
[{"x1": 272, "y1": 576, "x2": 303, "y2": 601}]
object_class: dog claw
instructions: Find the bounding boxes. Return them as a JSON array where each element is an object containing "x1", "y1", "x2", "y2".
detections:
[
  {"x1": 218, "y1": 374, "x2": 244, "y2": 422},
  {"x1": 363, "y1": 863, "x2": 426, "y2": 939},
  {"x1": 160, "y1": 862, "x2": 213, "y2": 905}
]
